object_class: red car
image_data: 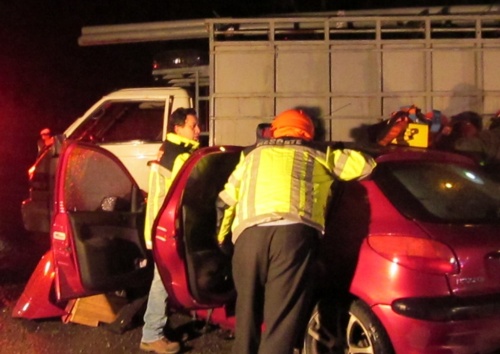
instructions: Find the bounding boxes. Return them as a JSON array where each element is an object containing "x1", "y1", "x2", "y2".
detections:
[{"x1": 13, "y1": 141, "x2": 500, "y2": 354}]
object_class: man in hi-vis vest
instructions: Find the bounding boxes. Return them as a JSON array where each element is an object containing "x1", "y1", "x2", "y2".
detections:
[
  {"x1": 141, "y1": 108, "x2": 200, "y2": 354},
  {"x1": 216, "y1": 109, "x2": 376, "y2": 354}
]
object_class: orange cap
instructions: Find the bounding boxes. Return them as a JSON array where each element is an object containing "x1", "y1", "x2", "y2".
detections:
[{"x1": 271, "y1": 109, "x2": 314, "y2": 140}]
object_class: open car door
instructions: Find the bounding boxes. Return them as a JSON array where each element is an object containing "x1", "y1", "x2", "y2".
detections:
[
  {"x1": 51, "y1": 141, "x2": 152, "y2": 301},
  {"x1": 153, "y1": 146, "x2": 243, "y2": 312}
]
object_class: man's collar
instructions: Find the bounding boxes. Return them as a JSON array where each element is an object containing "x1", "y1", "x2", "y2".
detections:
[{"x1": 166, "y1": 132, "x2": 200, "y2": 149}]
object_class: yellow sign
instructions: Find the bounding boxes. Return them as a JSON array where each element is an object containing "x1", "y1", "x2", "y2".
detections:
[{"x1": 391, "y1": 123, "x2": 429, "y2": 148}]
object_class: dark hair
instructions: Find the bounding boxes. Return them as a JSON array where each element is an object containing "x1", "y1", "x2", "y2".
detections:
[
  {"x1": 490, "y1": 117, "x2": 500, "y2": 130},
  {"x1": 167, "y1": 107, "x2": 197, "y2": 133},
  {"x1": 450, "y1": 111, "x2": 483, "y2": 131}
]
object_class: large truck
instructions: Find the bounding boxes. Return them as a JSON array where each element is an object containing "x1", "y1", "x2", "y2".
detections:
[
  {"x1": 23, "y1": 5, "x2": 500, "y2": 234},
  {"x1": 78, "y1": 5, "x2": 500, "y2": 146}
]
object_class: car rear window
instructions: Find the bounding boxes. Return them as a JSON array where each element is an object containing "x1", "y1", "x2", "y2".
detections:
[
  {"x1": 68, "y1": 101, "x2": 165, "y2": 143},
  {"x1": 374, "y1": 161, "x2": 500, "y2": 224}
]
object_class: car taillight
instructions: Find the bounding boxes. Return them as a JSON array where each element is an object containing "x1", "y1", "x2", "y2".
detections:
[
  {"x1": 28, "y1": 164, "x2": 36, "y2": 181},
  {"x1": 368, "y1": 235, "x2": 459, "y2": 275}
]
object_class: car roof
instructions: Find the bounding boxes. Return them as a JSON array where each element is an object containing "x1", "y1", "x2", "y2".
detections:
[{"x1": 340, "y1": 142, "x2": 478, "y2": 167}]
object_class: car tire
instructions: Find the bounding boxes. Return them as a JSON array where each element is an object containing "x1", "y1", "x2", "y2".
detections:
[
  {"x1": 303, "y1": 300, "x2": 394, "y2": 354},
  {"x1": 303, "y1": 304, "x2": 342, "y2": 354},
  {"x1": 346, "y1": 300, "x2": 394, "y2": 354}
]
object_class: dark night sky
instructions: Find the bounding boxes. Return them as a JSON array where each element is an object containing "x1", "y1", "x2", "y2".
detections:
[{"x1": 0, "y1": 0, "x2": 493, "y2": 193}]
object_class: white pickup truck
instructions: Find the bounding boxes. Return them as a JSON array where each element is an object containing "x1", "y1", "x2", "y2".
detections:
[{"x1": 22, "y1": 87, "x2": 193, "y2": 233}]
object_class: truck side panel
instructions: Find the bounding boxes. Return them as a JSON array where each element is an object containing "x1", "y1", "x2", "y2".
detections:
[{"x1": 208, "y1": 16, "x2": 500, "y2": 145}]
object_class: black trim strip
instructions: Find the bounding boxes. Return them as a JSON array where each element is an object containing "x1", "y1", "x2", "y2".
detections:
[{"x1": 392, "y1": 293, "x2": 500, "y2": 321}]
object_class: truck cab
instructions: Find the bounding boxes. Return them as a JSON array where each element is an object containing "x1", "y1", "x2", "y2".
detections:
[{"x1": 22, "y1": 87, "x2": 193, "y2": 233}]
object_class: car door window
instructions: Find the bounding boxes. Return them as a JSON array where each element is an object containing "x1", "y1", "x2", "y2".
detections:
[{"x1": 64, "y1": 144, "x2": 138, "y2": 211}]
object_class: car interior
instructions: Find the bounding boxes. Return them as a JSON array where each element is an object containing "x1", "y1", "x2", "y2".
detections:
[{"x1": 179, "y1": 149, "x2": 241, "y2": 305}]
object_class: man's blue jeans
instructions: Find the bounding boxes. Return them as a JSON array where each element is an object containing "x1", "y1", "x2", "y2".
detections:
[{"x1": 141, "y1": 265, "x2": 168, "y2": 343}]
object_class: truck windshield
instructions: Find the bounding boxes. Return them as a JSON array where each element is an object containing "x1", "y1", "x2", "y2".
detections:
[{"x1": 68, "y1": 101, "x2": 165, "y2": 143}]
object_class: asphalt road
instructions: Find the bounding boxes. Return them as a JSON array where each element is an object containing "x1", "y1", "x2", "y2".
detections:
[
  {"x1": 0, "y1": 295, "x2": 234, "y2": 354},
  {"x1": 0, "y1": 152, "x2": 233, "y2": 354},
  {"x1": 0, "y1": 234, "x2": 234, "y2": 354}
]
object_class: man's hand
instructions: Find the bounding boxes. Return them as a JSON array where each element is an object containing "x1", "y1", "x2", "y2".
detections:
[
  {"x1": 219, "y1": 236, "x2": 233, "y2": 256},
  {"x1": 215, "y1": 196, "x2": 235, "y2": 256}
]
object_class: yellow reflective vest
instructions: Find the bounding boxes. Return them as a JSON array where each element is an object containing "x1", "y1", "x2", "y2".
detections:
[
  {"x1": 144, "y1": 133, "x2": 199, "y2": 249},
  {"x1": 217, "y1": 138, "x2": 376, "y2": 244}
]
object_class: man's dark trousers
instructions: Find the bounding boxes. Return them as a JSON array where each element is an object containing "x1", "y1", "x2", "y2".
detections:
[{"x1": 231, "y1": 223, "x2": 319, "y2": 354}]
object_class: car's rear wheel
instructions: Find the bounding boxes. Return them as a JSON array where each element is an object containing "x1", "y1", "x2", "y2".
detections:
[
  {"x1": 346, "y1": 300, "x2": 393, "y2": 354},
  {"x1": 303, "y1": 300, "x2": 394, "y2": 354}
]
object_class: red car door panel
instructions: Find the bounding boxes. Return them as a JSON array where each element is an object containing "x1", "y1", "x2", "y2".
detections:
[
  {"x1": 51, "y1": 142, "x2": 150, "y2": 300},
  {"x1": 154, "y1": 146, "x2": 242, "y2": 309}
]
